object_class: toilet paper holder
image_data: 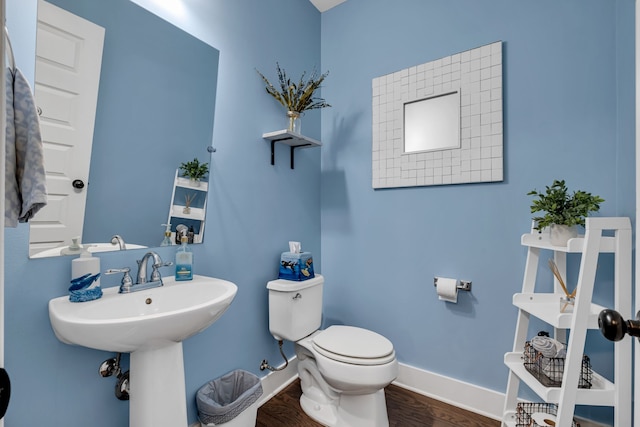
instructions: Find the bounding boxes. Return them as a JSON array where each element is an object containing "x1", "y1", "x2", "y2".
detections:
[{"x1": 433, "y1": 277, "x2": 472, "y2": 292}]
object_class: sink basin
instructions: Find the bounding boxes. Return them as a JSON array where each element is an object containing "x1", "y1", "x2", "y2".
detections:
[
  {"x1": 49, "y1": 274, "x2": 237, "y2": 353},
  {"x1": 48, "y1": 274, "x2": 238, "y2": 427}
]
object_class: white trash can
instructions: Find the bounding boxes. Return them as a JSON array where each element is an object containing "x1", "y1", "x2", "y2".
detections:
[{"x1": 197, "y1": 370, "x2": 263, "y2": 427}]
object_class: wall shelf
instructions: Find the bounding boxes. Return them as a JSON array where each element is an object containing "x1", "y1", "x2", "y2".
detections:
[{"x1": 262, "y1": 130, "x2": 321, "y2": 169}]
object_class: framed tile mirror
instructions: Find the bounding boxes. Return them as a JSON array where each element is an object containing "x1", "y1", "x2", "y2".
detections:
[{"x1": 372, "y1": 41, "x2": 503, "y2": 189}]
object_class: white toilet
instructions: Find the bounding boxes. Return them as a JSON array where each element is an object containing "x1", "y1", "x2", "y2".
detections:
[{"x1": 267, "y1": 274, "x2": 398, "y2": 427}]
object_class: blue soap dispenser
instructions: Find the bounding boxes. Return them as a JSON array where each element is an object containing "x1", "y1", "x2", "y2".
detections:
[{"x1": 175, "y1": 236, "x2": 193, "y2": 281}]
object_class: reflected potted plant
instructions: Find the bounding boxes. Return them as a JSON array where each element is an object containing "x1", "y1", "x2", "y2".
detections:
[
  {"x1": 179, "y1": 158, "x2": 209, "y2": 187},
  {"x1": 256, "y1": 62, "x2": 331, "y2": 133},
  {"x1": 528, "y1": 179, "x2": 604, "y2": 246}
]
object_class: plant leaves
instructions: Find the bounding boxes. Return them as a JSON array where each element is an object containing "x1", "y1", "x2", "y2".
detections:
[{"x1": 527, "y1": 179, "x2": 604, "y2": 230}]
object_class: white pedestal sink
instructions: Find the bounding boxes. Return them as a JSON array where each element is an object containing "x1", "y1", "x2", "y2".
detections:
[{"x1": 48, "y1": 275, "x2": 238, "y2": 427}]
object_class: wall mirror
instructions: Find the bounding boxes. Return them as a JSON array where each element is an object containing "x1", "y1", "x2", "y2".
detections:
[
  {"x1": 372, "y1": 41, "x2": 503, "y2": 189},
  {"x1": 403, "y1": 90, "x2": 460, "y2": 153},
  {"x1": 29, "y1": 0, "x2": 219, "y2": 258}
]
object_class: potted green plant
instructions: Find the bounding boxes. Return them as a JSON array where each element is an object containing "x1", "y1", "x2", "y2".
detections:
[
  {"x1": 179, "y1": 158, "x2": 209, "y2": 186},
  {"x1": 528, "y1": 179, "x2": 605, "y2": 246},
  {"x1": 256, "y1": 62, "x2": 330, "y2": 133}
]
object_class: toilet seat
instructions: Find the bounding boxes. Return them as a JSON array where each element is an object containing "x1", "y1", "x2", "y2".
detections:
[{"x1": 312, "y1": 325, "x2": 395, "y2": 366}]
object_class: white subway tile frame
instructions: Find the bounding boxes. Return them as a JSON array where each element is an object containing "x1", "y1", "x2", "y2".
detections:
[{"x1": 372, "y1": 41, "x2": 503, "y2": 189}]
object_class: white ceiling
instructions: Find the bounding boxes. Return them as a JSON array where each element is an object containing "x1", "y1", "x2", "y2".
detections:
[{"x1": 309, "y1": 0, "x2": 347, "y2": 12}]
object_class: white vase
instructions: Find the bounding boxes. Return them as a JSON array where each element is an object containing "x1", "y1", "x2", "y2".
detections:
[
  {"x1": 549, "y1": 224, "x2": 578, "y2": 246},
  {"x1": 189, "y1": 178, "x2": 201, "y2": 187}
]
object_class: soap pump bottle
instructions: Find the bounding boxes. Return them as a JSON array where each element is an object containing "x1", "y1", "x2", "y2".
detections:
[
  {"x1": 161, "y1": 224, "x2": 172, "y2": 246},
  {"x1": 175, "y1": 236, "x2": 193, "y2": 281},
  {"x1": 71, "y1": 246, "x2": 101, "y2": 288}
]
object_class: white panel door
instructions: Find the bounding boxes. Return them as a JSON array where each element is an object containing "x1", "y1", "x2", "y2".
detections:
[{"x1": 29, "y1": 0, "x2": 104, "y2": 256}]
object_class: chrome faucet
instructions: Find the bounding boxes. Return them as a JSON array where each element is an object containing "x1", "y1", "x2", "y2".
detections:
[
  {"x1": 111, "y1": 234, "x2": 127, "y2": 250},
  {"x1": 136, "y1": 251, "x2": 172, "y2": 286},
  {"x1": 106, "y1": 252, "x2": 173, "y2": 294}
]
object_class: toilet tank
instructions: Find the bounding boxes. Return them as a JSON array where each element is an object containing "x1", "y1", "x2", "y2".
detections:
[{"x1": 266, "y1": 274, "x2": 324, "y2": 341}]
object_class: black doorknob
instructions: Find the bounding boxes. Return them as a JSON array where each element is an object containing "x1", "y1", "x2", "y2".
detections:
[
  {"x1": 72, "y1": 179, "x2": 85, "y2": 189},
  {"x1": 598, "y1": 309, "x2": 640, "y2": 342}
]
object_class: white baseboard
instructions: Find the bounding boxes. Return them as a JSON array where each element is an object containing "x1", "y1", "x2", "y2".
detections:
[
  {"x1": 191, "y1": 360, "x2": 609, "y2": 427},
  {"x1": 393, "y1": 363, "x2": 504, "y2": 421},
  {"x1": 393, "y1": 363, "x2": 609, "y2": 427}
]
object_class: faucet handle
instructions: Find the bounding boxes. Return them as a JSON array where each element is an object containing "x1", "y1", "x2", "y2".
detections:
[
  {"x1": 150, "y1": 261, "x2": 173, "y2": 282},
  {"x1": 106, "y1": 268, "x2": 133, "y2": 293}
]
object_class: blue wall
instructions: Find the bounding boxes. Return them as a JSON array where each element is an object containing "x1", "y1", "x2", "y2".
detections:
[
  {"x1": 319, "y1": 0, "x2": 634, "y2": 424},
  {"x1": 5, "y1": 0, "x2": 321, "y2": 425},
  {"x1": 3, "y1": 0, "x2": 635, "y2": 425}
]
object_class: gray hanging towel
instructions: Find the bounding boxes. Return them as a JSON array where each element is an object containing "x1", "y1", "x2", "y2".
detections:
[{"x1": 5, "y1": 67, "x2": 47, "y2": 227}]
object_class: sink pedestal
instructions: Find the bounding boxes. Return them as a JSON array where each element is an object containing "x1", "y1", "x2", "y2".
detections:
[{"x1": 130, "y1": 342, "x2": 188, "y2": 427}]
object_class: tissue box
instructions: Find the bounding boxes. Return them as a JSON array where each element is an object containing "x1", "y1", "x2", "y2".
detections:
[{"x1": 279, "y1": 252, "x2": 315, "y2": 281}]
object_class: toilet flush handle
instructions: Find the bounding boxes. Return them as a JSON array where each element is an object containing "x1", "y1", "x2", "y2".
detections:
[{"x1": 293, "y1": 293, "x2": 302, "y2": 300}]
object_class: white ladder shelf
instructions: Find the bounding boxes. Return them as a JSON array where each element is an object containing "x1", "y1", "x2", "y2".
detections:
[{"x1": 501, "y1": 217, "x2": 632, "y2": 427}]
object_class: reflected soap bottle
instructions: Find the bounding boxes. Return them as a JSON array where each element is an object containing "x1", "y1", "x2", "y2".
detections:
[
  {"x1": 187, "y1": 225, "x2": 195, "y2": 244},
  {"x1": 175, "y1": 236, "x2": 193, "y2": 281},
  {"x1": 161, "y1": 224, "x2": 172, "y2": 246}
]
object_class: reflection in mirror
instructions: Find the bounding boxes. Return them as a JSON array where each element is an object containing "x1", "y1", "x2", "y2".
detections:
[
  {"x1": 403, "y1": 90, "x2": 460, "y2": 153},
  {"x1": 29, "y1": 0, "x2": 219, "y2": 258}
]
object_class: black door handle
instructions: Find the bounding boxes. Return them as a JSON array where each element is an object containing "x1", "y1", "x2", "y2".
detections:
[
  {"x1": 72, "y1": 179, "x2": 85, "y2": 189},
  {"x1": 599, "y1": 309, "x2": 640, "y2": 341}
]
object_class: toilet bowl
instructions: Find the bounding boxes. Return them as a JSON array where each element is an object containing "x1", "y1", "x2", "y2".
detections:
[
  {"x1": 304, "y1": 325, "x2": 397, "y2": 393},
  {"x1": 267, "y1": 275, "x2": 398, "y2": 427},
  {"x1": 295, "y1": 327, "x2": 398, "y2": 427}
]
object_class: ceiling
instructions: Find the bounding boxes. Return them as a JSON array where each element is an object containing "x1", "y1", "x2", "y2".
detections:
[{"x1": 309, "y1": 0, "x2": 347, "y2": 12}]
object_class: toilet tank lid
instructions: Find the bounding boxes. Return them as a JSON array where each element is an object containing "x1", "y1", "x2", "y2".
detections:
[{"x1": 267, "y1": 274, "x2": 324, "y2": 291}]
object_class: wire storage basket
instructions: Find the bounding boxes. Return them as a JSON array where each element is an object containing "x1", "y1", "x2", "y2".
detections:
[
  {"x1": 523, "y1": 341, "x2": 592, "y2": 388},
  {"x1": 516, "y1": 402, "x2": 580, "y2": 427}
]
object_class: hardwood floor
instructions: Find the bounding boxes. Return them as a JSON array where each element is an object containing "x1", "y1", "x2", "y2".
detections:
[{"x1": 257, "y1": 380, "x2": 500, "y2": 427}]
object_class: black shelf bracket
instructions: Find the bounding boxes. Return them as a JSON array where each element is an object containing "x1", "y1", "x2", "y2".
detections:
[
  {"x1": 290, "y1": 144, "x2": 311, "y2": 169},
  {"x1": 269, "y1": 137, "x2": 311, "y2": 169}
]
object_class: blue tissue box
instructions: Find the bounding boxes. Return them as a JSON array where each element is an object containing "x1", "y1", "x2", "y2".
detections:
[{"x1": 279, "y1": 252, "x2": 314, "y2": 281}]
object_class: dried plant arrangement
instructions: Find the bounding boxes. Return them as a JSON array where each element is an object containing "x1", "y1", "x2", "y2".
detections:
[{"x1": 256, "y1": 62, "x2": 331, "y2": 113}]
